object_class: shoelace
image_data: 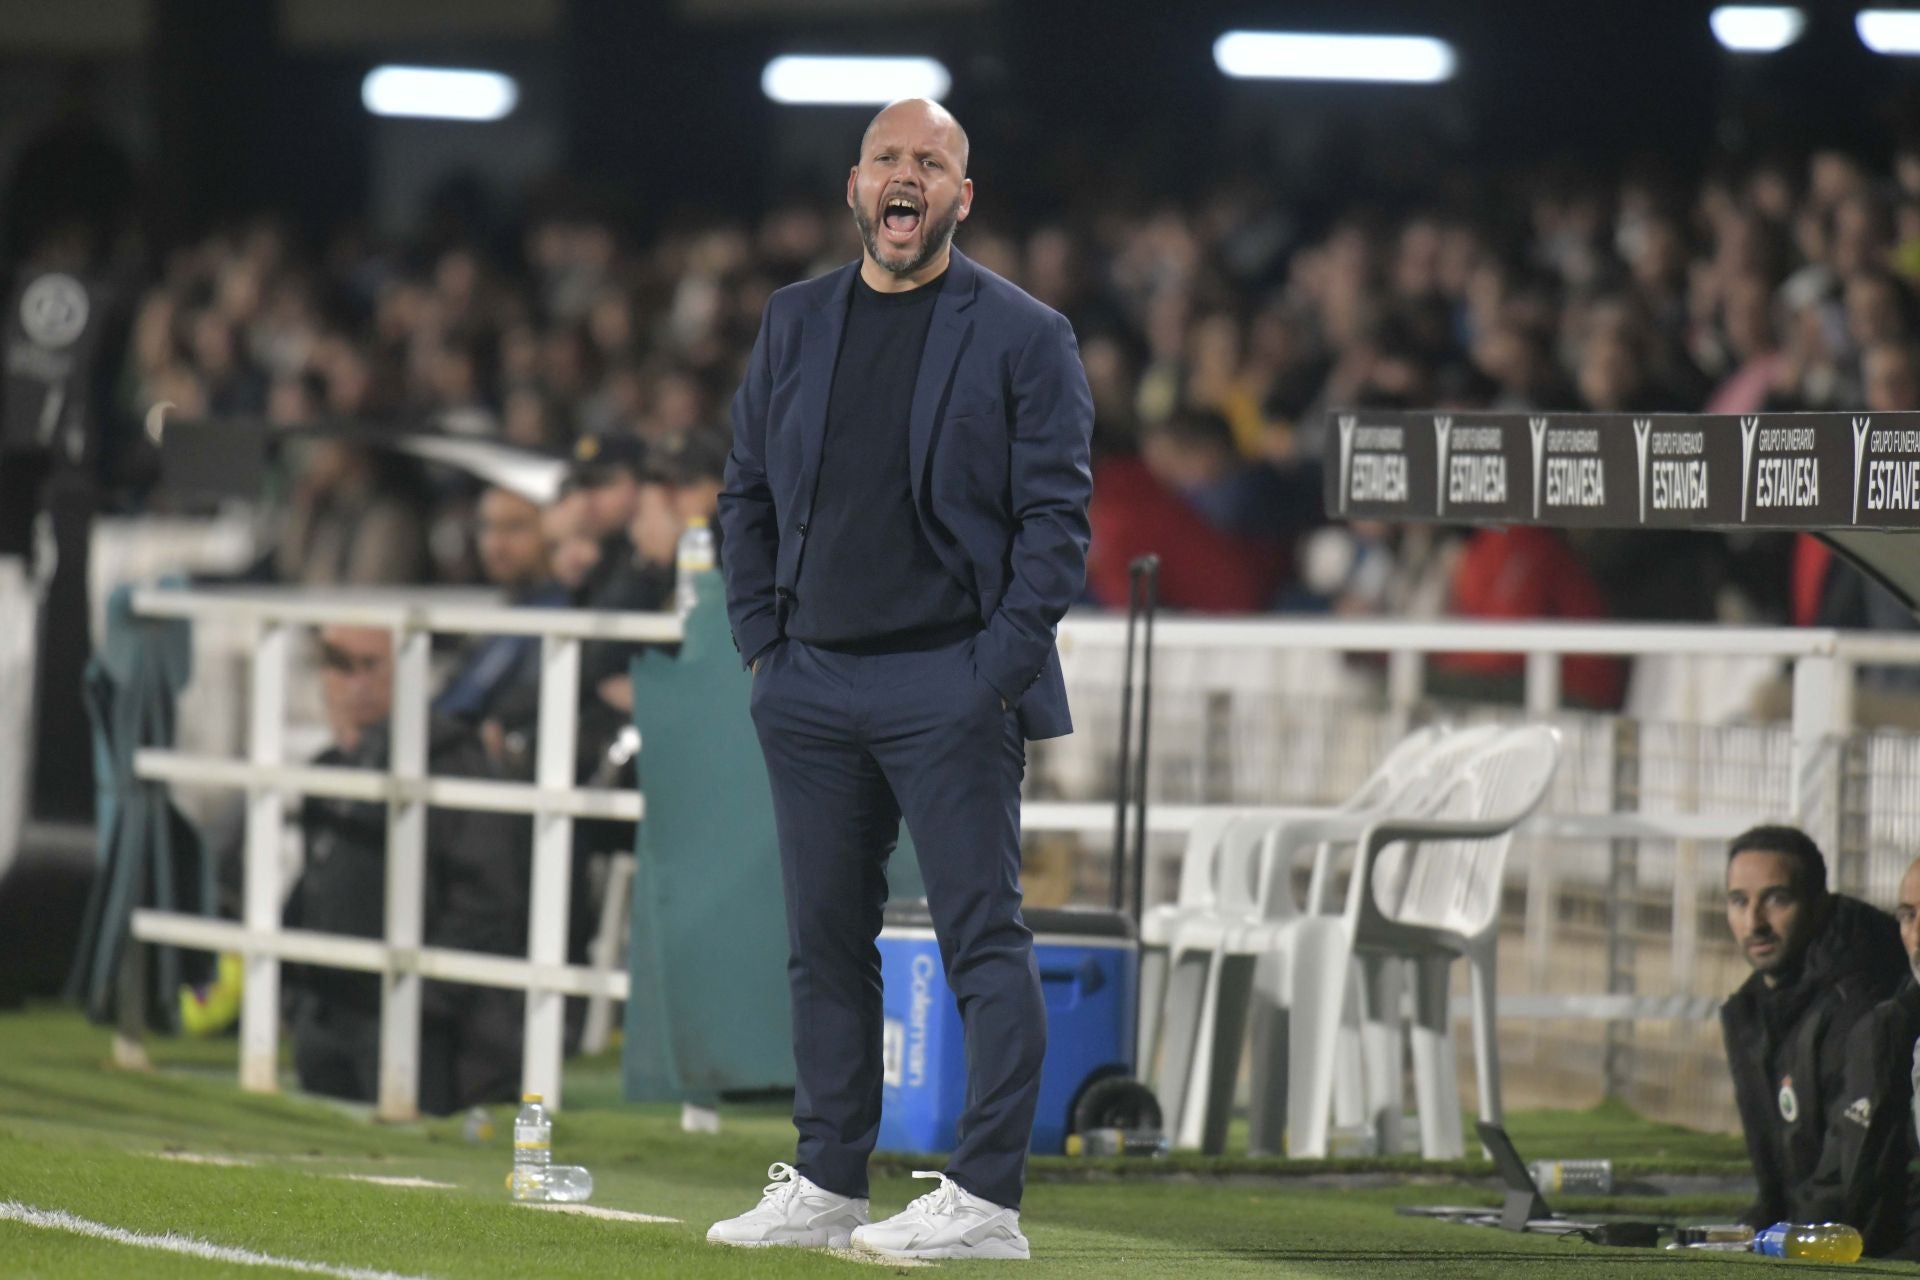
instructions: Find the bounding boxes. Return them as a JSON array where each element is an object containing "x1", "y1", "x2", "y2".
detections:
[
  {"x1": 903, "y1": 1170, "x2": 964, "y2": 1220},
  {"x1": 756, "y1": 1162, "x2": 802, "y2": 1213}
]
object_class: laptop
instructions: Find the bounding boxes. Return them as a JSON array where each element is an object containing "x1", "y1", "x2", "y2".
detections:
[
  {"x1": 1396, "y1": 1122, "x2": 1602, "y2": 1234},
  {"x1": 1475, "y1": 1120, "x2": 1591, "y2": 1233}
]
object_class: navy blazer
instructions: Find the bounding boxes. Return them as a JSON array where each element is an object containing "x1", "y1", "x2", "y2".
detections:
[{"x1": 718, "y1": 249, "x2": 1093, "y2": 741}]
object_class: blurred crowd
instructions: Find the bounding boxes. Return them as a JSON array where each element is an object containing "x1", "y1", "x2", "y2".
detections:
[{"x1": 114, "y1": 145, "x2": 1920, "y2": 706}]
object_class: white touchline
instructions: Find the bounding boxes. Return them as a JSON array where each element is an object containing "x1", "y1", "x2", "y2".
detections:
[
  {"x1": 520, "y1": 1202, "x2": 680, "y2": 1224},
  {"x1": 0, "y1": 1201, "x2": 437, "y2": 1280}
]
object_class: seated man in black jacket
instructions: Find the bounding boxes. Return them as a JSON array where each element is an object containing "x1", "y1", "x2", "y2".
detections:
[
  {"x1": 1812, "y1": 854, "x2": 1920, "y2": 1258},
  {"x1": 1721, "y1": 824, "x2": 1905, "y2": 1231},
  {"x1": 285, "y1": 624, "x2": 531, "y2": 1115}
]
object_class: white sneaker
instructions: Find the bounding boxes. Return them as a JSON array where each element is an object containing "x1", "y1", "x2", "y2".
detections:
[
  {"x1": 850, "y1": 1170, "x2": 1031, "y2": 1260},
  {"x1": 706, "y1": 1162, "x2": 868, "y2": 1248}
]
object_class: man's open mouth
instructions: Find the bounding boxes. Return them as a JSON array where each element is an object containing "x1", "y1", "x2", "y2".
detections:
[{"x1": 882, "y1": 193, "x2": 923, "y2": 240}]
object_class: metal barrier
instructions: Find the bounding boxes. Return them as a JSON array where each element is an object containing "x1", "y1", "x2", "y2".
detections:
[{"x1": 126, "y1": 587, "x2": 681, "y2": 1119}]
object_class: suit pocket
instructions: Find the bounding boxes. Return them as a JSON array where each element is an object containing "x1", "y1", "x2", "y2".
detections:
[
  {"x1": 945, "y1": 398, "x2": 1003, "y2": 423},
  {"x1": 937, "y1": 404, "x2": 1010, "y2": 507}
]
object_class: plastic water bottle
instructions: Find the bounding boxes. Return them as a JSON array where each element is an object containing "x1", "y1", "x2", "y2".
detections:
[
  {"x1": 462, "y1": 1105, "x2": 495, "y2": 1144},
  {"x1": 545, "y1": 1166, "x2": 593, "y2": 1202},
  {"x1": 1527, "y1": 1158, "x2": 1613, "y2": 1195},
  {"x1": 675, "y1": 517, "x2": 715, "y2": 616},
  {"x1": 508, "y1": 1094, "x2": 593, "y2": 1203},
  {"x1": 510, "y1": 1165, "x2": 594, "y2": 1203},
  {"x1": 510, "y1": 1093, "x2": 551, "y2": 1200},
  {"x1": 1753, "y1": 1222, "x2": 1863, "y2": 1262},
  {"x1": 1668, "y1": 1223, "x2": 1754, "y2": 1249}
]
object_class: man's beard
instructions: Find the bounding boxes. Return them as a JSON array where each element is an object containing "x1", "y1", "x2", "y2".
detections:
[{"x1": 855, "y1": 192, "x2": 962, "y2": 279}]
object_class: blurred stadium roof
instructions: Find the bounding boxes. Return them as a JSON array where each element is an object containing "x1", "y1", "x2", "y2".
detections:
[{"x1": 1, "y1": 1, "x2": 1918, "y2": 250}]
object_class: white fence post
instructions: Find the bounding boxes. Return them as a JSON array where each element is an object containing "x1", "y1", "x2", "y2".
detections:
[
  {"x1": 240, "y1": 621, "x2": 288, "y2": 1093},
  {"x1": 525, "y1": 633, "x2": 580, "y2": 1109},
  {"x1": 1790, "y1": 653, "x2": 1853, "y2": 854},
  {"x1": 377, "y1": 624, "x2": 430, "y2": 1121},
  {"x1": 0, "y1": 559, "x2": 35, "y2": 888},
  {"x1": 1524, "y1": 650, "x2": 1561, "y2": 716},
  {"x1": 1387, "y1": 649, "x2": 1423, "y2": 737}
]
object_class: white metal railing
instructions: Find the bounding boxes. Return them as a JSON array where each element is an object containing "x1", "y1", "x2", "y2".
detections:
[{"x1": 126, "y1": 586, "x2": 681, "y2": 1118}]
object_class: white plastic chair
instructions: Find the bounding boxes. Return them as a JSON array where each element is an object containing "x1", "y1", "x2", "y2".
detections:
[
  {"x1": 1135, "y1": 811, "x2": 1238, "y2": 1085},
  {"x1": 1147, "y1": 813, "x2": 1276, "y2": 1151},
  {"x1": 1236, "y1": 724, "x2": 1505, "y2": 1156},
  {"x1": 1149, "y1": 725, "x2": 1453, "y2": 1152},
  {"x1": 1285, "y1": 724, "x2": 1562, "y2": 1159}
]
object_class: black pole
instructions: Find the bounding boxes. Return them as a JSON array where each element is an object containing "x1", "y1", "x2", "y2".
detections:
[
  {"x1": 1127, "y1": 555, "x2": 1159, "y2": 928},
  {"x1": 1110, "y1": 566, "x2": 1140, "y2": 913}
]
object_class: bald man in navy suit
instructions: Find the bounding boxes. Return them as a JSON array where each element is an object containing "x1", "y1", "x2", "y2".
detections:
[{"x1": 709, "y1": 99, "x2": 1092, "y2": 1262}]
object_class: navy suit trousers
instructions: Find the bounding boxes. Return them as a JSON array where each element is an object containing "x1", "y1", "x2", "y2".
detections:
[{"x1": 748, "y1": 634, "x2": 1045, "y2": 1210}]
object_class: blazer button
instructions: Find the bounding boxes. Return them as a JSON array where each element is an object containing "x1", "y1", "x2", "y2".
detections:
[{"x1": 797, "y1": 522, "x2": 809, "y2": 535}]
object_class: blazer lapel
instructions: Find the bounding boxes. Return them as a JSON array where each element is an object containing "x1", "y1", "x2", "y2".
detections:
[
  {"x1": 907, "y1": 251, "x2": 979, "y2": 508},
  {"x1": 795, "y1": 264, "x2": 856, "y2": 511}
]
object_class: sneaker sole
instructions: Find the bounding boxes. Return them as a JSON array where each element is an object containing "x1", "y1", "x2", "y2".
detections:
[
  {"x1": 853, "y1": 1238, "x2": 1030, "y2": 1260},
  {"x1": 706, "y1": 1229, "x2": 856, "y2": 1249}
]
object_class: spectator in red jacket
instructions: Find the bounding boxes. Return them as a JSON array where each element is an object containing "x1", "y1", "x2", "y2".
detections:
[
  {"x1": 1088, "y1": 410, "x2": 1303, "y2": 612},
  {"x1": 1432, "y1": 526, "x2": 1627, "y2": 709},
  {"x1": 1086, "y1": 452, "x2": 1285, "y2": 613}
]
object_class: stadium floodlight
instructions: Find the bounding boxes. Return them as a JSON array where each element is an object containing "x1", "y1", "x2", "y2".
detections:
[
  {"x1": 761, "y1": 55, "x2": 951, "y2": 106},
  {"x1": 1709, "y1": 6, "x2": 1806, "y2": 53},
  {"x1": 1860, "y1": 9, "x2": 1920, "y2": 55},
  {"x1": 361, "y1": 66, "x2": 519, "y2": 121},
  {"x1": 1211, "y1": 30, "x2": 1456, "y2": 84}
]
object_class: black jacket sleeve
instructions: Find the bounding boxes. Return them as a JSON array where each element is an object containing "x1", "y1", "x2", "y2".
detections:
[
  {"x1": 1723, "y1": 999, "x2": 1789, "y2": 1228},
  {"x1": 1839, "y1": 988, "x2": 1920, "y2": 1258}
]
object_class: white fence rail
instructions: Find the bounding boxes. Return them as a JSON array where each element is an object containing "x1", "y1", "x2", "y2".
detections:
[
  {"x1": 88, "y1": 584, "x2": 1920, "y2": 1132},
  {"x1": 1033, "y1": 613, "x2": 1911, "y2": 863},
  {"x1": 127, "y1": 587, "x2": 681, "y2": 1118}
]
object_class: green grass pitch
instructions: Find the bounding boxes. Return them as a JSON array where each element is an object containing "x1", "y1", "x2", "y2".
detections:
[{"x1": 2, "y1": 1005, "x2": 1914, "y2": 1277}]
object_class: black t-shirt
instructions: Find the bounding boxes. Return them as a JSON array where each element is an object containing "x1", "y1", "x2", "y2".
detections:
[{"x1": 788, "y1": 269, "x2": 978, "y2": 650}]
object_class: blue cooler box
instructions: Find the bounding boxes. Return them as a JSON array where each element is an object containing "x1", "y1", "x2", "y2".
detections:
[{"x1": 877, "y1": 901, "x2": 1137, "y2": 1156}]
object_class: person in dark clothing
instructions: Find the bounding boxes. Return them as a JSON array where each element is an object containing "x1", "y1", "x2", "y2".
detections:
[
  {"x1": 489, "y1": 446, "x2": 683, "y2": 1005},
  {"x1": 712, "y1": 98, "x2": 1090, "y2": 1260},
  {"x1": 1720, "y1": 824, "x2": 1906, "y2": 1230},
  {"x1": 1810, "y1": 855, "x2": 1920, "y2": 1258},
  {"x1": 284, "y1": 625, "x2": 530, "y2": 1116},
  {"x1": 569, "y1": 431, "x2": 649, "y2": 610},
  {"x1": 568, "y1": 433, "x2": 675, "y2": 753},
  {"x1": 436, "y1": 485, "x2": 570, "y2": 726},
  {"x1": 485, "y1": 436, "x2": 669, "y2": 769}
]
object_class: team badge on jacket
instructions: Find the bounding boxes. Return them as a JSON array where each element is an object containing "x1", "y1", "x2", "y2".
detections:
[{"x1": 1778, "y1": 1076, "x2": 1799, "y2": 1122}]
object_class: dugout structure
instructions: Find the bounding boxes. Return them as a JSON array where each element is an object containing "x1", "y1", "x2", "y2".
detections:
[{"x1": 1326, "y1": 408, "x2": 1920, "y2": 601}]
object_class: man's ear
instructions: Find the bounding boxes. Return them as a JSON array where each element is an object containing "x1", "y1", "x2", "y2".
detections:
[
  {"x1": 847, "y1": 168, "x2": 859, "y2": 209},
  {"x1": 956, "y1": 177, "x2": 974, "y2": 223}
]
